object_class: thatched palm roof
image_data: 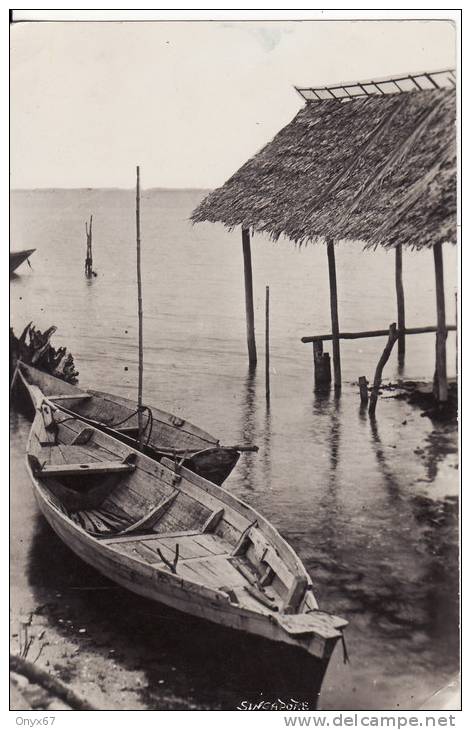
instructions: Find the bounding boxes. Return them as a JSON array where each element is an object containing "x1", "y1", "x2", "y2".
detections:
[{"x1": 191, "y1": 88, "x2": 456, "y2": 249}]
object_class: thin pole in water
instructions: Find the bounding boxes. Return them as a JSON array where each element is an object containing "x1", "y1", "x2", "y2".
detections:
[
  {"x1": 136, "y1": 166, "x2": 144, "y2": 448},
  {"x1": 265, "y1": 285, "x2": 270, "y2": 404}
]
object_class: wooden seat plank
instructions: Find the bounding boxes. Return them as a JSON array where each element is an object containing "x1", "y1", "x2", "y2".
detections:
[{"x1": 38, "y1": 461, "x2": 136, "y2": 477}]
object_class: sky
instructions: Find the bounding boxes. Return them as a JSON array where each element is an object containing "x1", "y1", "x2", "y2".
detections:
[{"x1": 10, "y1": 19, "x2": 456, "y2": 189}]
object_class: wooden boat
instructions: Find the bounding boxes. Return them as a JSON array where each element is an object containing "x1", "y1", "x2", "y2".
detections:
[
  {"x1": 20, "y1": 372, "x2": 347, "y2": 662},
  {"x1": 10, "y1": 249, "x2": 36, "y2": 274},
  {"x1": 15, "y1": 361, "x2": 256, "y2": 486}
]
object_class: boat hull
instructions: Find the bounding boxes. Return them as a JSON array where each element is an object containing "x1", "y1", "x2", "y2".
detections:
[
  {"x1": 174, "y1": 447, "x2": 240, "y2": 486},
  {"x1": 30, "y1": 469, "x2": 337, "y2": 662},
  {"x1": 14, "y1": 362, "x2": 243, "y2": 486},
  {"x1": 20, "y1": 374, "x2": 346, "y2": 666}
]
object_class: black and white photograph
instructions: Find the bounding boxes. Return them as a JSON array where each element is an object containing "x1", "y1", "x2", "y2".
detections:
[{"x1": 9, "y1": 10, "x2": 460, "y2": 715}]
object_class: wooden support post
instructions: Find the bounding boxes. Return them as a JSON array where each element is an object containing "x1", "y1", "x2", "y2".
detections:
[
  {"x1": 136, "y1": 166, "x2": 144, "y2": 448},
  {"x1": 455, "y1": 291, "x2": 458, "y2": 379},
  {"x1": 368, "y1": 323, "x2": 399, "y2": 417},
  {"x1": 358, "y1": 376, "x2": 369, "y2": 405},
  {"x1": 395, "y1": 245, "x2": 405, "y2": 358},
  {"x1": 433, "y1": 243, "x2": 448, "y2": 402},
  {"x1": 242, "y1": 227, "x2": 257, "y2": 366},
  {"x1": 313, "y1": 341, "x2": 331, "y2": 390},
  {"x1": 265, "y1": 285, "x2": 270, "y2": 403},
  {"x1": 326, "y1": 240, "x2": 341, "y2": 389}
]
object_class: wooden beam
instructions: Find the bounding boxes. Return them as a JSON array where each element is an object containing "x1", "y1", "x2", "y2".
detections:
[
  {"x1": 433, "y1": 243, "x2": 448, "y2": 402},
  {"x1": 241, "y1": 228, "x2": 257, "y2": 366},
  {"x1": 395, "y1": 245, "x2": 405, "y2": 357},
  {"x1": 301, "y1": 324, "x2": 456, "y2": 343},
  {"x1": 326, "y1": 240, "x2": 341, "y2": 389}
]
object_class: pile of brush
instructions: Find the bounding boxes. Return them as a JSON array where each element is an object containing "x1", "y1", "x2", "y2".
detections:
[{"x1": 10, "y1": 322, "x2": 78, "y2": 384}]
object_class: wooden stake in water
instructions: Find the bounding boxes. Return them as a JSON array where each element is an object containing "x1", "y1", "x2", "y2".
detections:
[
  {"x1": 136, "y1": 166, "x2": 144, "y2": 448},
  {"x1": 265, "y1": 285, "x2": 270, "y2": 403},
  {"x1": 368, "y1": 323, "x2": 399, "y2": 417},
  {"x1": 85, "y1": 215, "x2": 93, "y2": 277}
]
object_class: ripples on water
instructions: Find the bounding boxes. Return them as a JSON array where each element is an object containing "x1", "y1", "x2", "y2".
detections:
[{"x1": 10, "y1": 189, "x2": 458, "y2": 709}]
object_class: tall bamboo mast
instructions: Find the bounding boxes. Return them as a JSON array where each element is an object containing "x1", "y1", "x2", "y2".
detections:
[{"x1": 136, "y1": 166, "x2": 144, "y2": 447}]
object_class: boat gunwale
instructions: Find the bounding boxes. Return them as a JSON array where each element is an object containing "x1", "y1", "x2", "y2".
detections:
[{"x1": 17, "y1": 360, "x2": 222, "y2": 448}]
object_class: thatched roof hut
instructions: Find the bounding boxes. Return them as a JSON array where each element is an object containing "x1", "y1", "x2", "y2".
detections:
[
  {"x1": 192, "y1": 87, "x2": 456, "y2": 250},
  {"x1": 191, "y1": 71, "x2": 457, "y2": 401}
]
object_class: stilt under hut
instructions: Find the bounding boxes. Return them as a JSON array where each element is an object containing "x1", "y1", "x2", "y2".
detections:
[{"x1": 191, "y1": 70, "x2": 456, "y2": 402}]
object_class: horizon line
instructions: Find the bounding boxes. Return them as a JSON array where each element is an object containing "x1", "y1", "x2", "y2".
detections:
[{"x1": 11, "y1": 185, "x2": 213, "y2": 192}]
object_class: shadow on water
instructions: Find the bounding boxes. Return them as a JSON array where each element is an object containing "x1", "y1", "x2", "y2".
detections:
[
  {"x1": 261, "y1": 405, "x2": 272, "y2": 488},
  {"x1": 27, "y1": 513, "x2": 327, "y2": 710}
]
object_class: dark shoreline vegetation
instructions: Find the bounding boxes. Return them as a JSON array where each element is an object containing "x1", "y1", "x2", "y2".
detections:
[{"x1": 379, "y1": 381, "x2": 458, "y2": 423}]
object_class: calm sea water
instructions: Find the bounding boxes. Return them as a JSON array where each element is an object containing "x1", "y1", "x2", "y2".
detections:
[{"x1": 10, "y1": 189, "x2": 459, "y2": 710}]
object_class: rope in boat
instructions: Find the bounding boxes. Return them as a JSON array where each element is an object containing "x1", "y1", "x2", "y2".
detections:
[{"x1": 52, "y1": 403, "x2": 154, "y2": 451}]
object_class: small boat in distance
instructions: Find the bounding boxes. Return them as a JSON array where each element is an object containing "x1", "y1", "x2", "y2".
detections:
[
  {"x1": 10, "y1": 248, "x2": 36, "y2": 274},
  {"x1": 15, "y1": 361, "x2": 257, "y2": 486},
  {"x1": 20, "y1": 370, "x2": 348, "y2": 665}
]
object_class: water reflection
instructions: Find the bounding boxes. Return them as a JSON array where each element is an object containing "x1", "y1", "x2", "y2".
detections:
[
  {"x1": 312, "y1": 389, "x2": 342, "y2": 477},
  {"x1": 238, "y1": 366, "x2": 257, "y2": 491},
  {"x1": 419, "y1": 426, "x2": 458, "y2": 484},
  {"x1": 261, "y1": 406, "x2": 272, "y2": 487},
  {"x1": 368, "y1": 415, "x2": 401, "y2": 498}
]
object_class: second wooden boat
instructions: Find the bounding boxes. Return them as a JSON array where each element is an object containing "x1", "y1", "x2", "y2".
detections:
[
  {"x1": 21, "y1": 372, "x2": 348, "y2": 667},
  {"x1": 15, "y1": 361, "x2": 256, "y2": 485},
  {"x1": 10, "y1": 248, "x2": 36, "y2": 274}
]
